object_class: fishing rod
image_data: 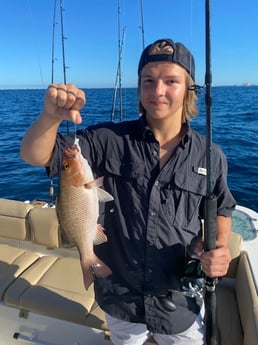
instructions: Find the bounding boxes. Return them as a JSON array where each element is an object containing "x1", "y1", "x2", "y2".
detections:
[
  {"x1": 51, "y1": 0, "x2": 68, "y2": 85},
  {"x1": 60, "y1": 0, "x2": 68, "y2": 86},
  {"x1": 60, "y1": 0, "x2": 70, "y2": 134},
  {"x1": 49, "y1": 0, "x2": 58, "y2": 207},
  {"x1": 203, "y1": 0, "x2": 218, "y2": 345},
  {"x1": 49, "y1": 0, "x2": 69, "y2": 206},
  {"x1": 51, "y1": 0, "x2": 57, "y2": 84},
  {"x1": 139, "y1": 0, "x2": 145, "y2": 49},
  {"x1": 111, "y1": 0, "x2": 125, "y2": 121},
  {"x1": 117, "y1": 0, "x2": 123, "y2": 122},
  {"x1": 111, "y1": 26, "x2": 126, "y2": 122}
]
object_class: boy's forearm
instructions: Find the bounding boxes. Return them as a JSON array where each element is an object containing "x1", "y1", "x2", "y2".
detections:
[
  {"x1": 216, "y1": 215, "x2": 232, "y2": 247},
  {"x1": 20, "y1": 111, "x2": 61, "y2": 166}
]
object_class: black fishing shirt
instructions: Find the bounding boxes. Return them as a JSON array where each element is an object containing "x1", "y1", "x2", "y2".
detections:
[{"x1": 48, "y1": 117, "x2": 236, "y2": 334}]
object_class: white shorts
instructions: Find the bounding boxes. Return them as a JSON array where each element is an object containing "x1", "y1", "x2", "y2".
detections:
[{"x1": 105, "y1": 304, "x2": 205, "y2": 345}]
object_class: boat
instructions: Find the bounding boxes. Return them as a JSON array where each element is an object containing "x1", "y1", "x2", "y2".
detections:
[{"x1": 0, "y1": 198, "x2": 257, "y2": 345}]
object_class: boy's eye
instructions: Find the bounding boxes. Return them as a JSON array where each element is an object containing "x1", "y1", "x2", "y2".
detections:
[{"x1": 143, "y1": 78, "x2": 152, "y2": 83}]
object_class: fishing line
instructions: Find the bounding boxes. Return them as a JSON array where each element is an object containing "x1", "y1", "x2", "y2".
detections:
[
  {"x1": 26, "y1": 0, "x2": 56, "y2": 205},
  {"x1": 26, "y1": 0, "x2": 46, "y2": 88}
]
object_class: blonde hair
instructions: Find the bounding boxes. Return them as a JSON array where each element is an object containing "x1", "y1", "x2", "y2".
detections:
[{"x1": 138, "y1": 40, "x2": 198, "y2": 123}]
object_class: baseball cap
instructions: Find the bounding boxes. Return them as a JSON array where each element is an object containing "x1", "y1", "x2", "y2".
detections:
[{"x1": 138, "y1": 38, "x2": 195, "y2": 81}]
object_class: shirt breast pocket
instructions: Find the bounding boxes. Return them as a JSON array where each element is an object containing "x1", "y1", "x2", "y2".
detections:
[
  {"x1": 168, "y1": 167, "x2": 207, "y2": 229},
  {"x1": 103, "y1": 157, "x2": 146, "y2": 213}
]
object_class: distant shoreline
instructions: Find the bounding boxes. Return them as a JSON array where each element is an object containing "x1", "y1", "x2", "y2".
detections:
[{"x1": 1, "y1": 84, "x2": 258, "y2": 91}]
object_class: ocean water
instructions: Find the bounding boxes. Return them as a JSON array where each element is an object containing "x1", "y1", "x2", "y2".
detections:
[{"x1": 0, "y1": 86, "x2": 257, "y2": 213}]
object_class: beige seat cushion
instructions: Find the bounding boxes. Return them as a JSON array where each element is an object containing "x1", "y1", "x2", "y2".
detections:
[
  {"x1": 236, "y1": 252, "x2": 258, "y2": 345},
  {"x1": 0, "y1": 244, "x2": 39, "y2": 299},
  {"x1": 28, "y1": 207, "x2": 61, "y2": 248},
  {"x1": 4, "y1": 255, "x2": 107, "y2": 330},
  {"x1": 0, "y1": 199, "x2": 33, "y2": 240},
  {"x1": 216, "y1": 278, "x2": 243, "y2": 345}
]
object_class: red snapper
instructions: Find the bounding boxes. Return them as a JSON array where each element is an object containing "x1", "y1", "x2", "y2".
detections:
[{"x1": 56, "y1": 140, "x2": 113, "y2": 289}]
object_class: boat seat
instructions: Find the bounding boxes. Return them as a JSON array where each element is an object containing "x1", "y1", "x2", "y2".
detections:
[
  {"x1": 3, "y1": 204, "x2": 109, "y2": 332},
  {"x1": 0, "y1": 198, "x2": 33, "y2": 241},
  {"x1": 4, "y1": 255, "x2": 108, "y2": 331},
  {"x1": 0, "y1": 245, "x2": 39, "y2": 300},
  {"x1": 216, "y1": 278, "x2": 243, "y2": 345},
  {"x1": 215, "y1": 231, "x2": 244, "y2": 345},
  {"x1": 28, "y1": 207, "x2": 61, "y2": 249},
  {"x1": 216, "y1": 249, "x2": 258, "y2": 345},
  {"x1": 0, "y1": 199, "x2": 40, "y2": 300},
  {"x1": 236, "y1": 251, "x2": 258, "y2": 345}
]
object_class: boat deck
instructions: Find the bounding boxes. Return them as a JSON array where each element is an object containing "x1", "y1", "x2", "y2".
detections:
[{"x1": 0, "y1": 199, "x2": 257, "y2": 345}]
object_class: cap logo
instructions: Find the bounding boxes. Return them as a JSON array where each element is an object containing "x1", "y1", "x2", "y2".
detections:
[{"x1": 149, "y1": 43, "x2": 174, "y2": 55}]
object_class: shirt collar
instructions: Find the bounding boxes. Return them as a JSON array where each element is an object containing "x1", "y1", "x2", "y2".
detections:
[{"x1": 139, "y1": 115, "x2": 191, "y2": 147}]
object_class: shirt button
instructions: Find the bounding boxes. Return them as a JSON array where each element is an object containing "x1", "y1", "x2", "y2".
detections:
[
  {"x1": 152, "y1": 150, "x2": 158, "y2": 156},
  {"x1": 154, "y1": 180, "x2": 159, "y2": 186},
  {"x1": 151, "y1": 211, "x2": 156, "y2": 216}
]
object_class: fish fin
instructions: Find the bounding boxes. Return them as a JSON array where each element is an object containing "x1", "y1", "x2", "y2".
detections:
[
  {"x1": 93, "y1": 224, "x2": 108, "y2": 245},
  {"x1": 84, "y1": 176, "x2": 104, "y2": 189},
  {"x1": 84, "y1": 177, "x2": 113, "y2": 201},
  {"x1": 97, "y1": 188, "x2": 114, "y2": 202},
  {"x1": 81, "y1": 256, "x2": 112, "y2": 290},
  {"x1": 94, "y1": 176, "x2": 104, "y2": 187}
]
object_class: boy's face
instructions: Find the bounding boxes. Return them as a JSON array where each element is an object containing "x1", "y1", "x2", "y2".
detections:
[{"x1": 139, "y1": 61, "x2": 187, "y2": 123}]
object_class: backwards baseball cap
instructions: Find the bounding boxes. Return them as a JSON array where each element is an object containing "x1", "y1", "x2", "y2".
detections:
[{"x1": 138, "y1": 38, "x2": 195, "y2": 81}]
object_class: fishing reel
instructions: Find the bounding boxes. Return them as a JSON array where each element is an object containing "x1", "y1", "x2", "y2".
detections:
[{"x1": 158, "y1": 259, "x2": 205, "y2": 312}]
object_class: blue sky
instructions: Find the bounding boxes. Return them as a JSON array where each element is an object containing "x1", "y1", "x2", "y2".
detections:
[{"x1": 1, "y1": 0, "x2": 258, "y2": 89}]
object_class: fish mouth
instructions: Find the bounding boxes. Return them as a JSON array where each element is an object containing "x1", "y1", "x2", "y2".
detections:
[{"x1": 64, "y1": 146, "x2": 79, "y2": 159}]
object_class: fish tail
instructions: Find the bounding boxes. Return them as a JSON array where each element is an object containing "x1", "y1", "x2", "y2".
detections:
[
  {"x1": 81, "y1": 265, "x2": 95, "y2": 290},
  {"x1": 81, "y1": 256, "x2": 112, "y2": 290}
]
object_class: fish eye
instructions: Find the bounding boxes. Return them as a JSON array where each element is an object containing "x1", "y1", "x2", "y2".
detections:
[{"x1": 63, "y1": 162, "x2": 70, "y2": 170}]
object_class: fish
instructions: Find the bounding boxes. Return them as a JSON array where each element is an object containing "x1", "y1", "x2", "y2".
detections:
[{"x1": 56, "y1": 139, "x2": 113, "y2": 289}]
